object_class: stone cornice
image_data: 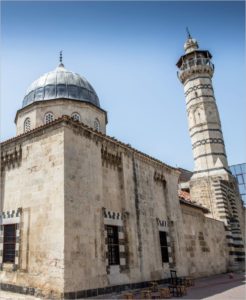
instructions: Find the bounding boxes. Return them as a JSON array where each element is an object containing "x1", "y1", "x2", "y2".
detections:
[
  {"x1": 1, "y1": 115, "x2": 179, "y2": 175},
  {"x1": 1, "y1": 144, "x2": 22, "y2": 170}
]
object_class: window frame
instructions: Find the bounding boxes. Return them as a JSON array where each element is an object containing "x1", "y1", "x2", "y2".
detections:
[
  {"x1": 106, "y1": 225, "x2": 120, "y2": 266},
  {"x1": 44, "y1": 112, "x2": 54, "y2": 124},
  {"x1": 24, "y1": 117, "x2": 31, "y2": 132},
  {"x1": 3, "y1": 224, "x2": 17, "y2": 264},
  {"x1": 71, "y1": 112, "x2": 81, "y2": 122},
  {"x1": 94, "y1": 118, "x2": 100, "y2": 131},
  {"x1": 159, "y1": 231, "x2": 169, "y2": 263}
]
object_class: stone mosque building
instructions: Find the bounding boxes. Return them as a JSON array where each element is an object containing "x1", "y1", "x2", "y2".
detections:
[{"x1": 0, "y1": 34, "x2": 245, "y2": 298}]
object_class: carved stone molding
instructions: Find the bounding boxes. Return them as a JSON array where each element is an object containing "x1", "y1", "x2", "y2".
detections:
[
  {"x1": 101, "y1": 145, "x2": 122, "y2": 169},
  {"x1": 179, "y1": 65, "x2": 214, "y2": 84},
  {"x1": 1, "y1": 144, "x2": 22, "y2": 170},
  {"x1": 154, "y1": 171, "x2": 166, "y2": 186}
]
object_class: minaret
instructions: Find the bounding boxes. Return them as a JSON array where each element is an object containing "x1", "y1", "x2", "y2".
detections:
[
  {"x1": 177, "y1": 31, "x2": 245, "y2": 270},
  {"x1": 177, "y1": 30, "x2": 229, "y2": 178}
]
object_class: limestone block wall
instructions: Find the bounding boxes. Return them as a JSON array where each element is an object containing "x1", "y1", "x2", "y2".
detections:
[
  {"x1": 0, "y1": 127, "x2": 65, "y2": 297},
  {"x1": 63, "y1": 123, "x2": 183, "y2": 294},
  {"x1": 15, "y1": 99, "x2": 107, "y2": 135},
  {"x1": 181, "y1": 204, "x2": 229, "y2": 277}
]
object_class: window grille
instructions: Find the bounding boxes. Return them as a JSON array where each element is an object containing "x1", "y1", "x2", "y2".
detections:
[
  {"x1": 106, "y1": 225, "x2": 120, "y2": 265},
  {"x1": 24, "y1": 117, "x2": 31, "y2": 132},
  {"x1": 159, "y1": 231, "x2": 169, "y2": 263},
  {"x1": 44, "y1": 112, "x2": 54, "y2": 124},
  {"x1": 71, "y1": 112, "x2": 81, "y2": 122},
  {"x1": 3, "y1": 224, "x2": 17, "y2": 263},
  {"x1": 94, "y1": 118, "x2": 100, "y2": 131}
]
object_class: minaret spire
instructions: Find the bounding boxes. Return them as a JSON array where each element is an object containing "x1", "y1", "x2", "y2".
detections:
[
  {"x1": 186, "y1": 27, "x2": 192, "y2": 39},
  {"x1": 59, "y1": 50, "x2": 64, "y2": 67},
  {"x1": 60, "y1": 50, "x2": 63, "y2": 63}
]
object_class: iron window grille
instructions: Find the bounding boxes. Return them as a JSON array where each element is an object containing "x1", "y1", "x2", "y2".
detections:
[
  {"x1": 159, "y1": 231, "x2": 169, "y2": 263},
  {"x1": 3, "y1": 224, "x2": 17, "y2": 263},
  {"x1": 24, "y1": 117, "x2": 31, "y2": 132},
  {"x1": 71, "y1": 112, "x2": 81, "y2": 122},
  {"x1": 44, "y1": 112, "x2": 54, "y2": 124},
  {"x1": 106, "y1": 225, "x2": 120, "y2": 265}
]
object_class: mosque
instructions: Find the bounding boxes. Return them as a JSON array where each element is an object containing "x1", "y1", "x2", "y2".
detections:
[{"x1": 0, "y1": 34, "x2": 245, "y2": 299}]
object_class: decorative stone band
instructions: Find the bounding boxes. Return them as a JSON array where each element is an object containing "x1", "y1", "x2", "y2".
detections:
[
  {"x1": 193, "y1": 166, "x2": 231, "y2": 175},
  {"x1": 101, "y1": 146, "x2": 122, "y2": 169},
  {"x1": 194, "y1": 152, "x2": 227, "y2": 161},
  {"x1": 184, "y1": 76, "x2": 211, "y2": 84},
  {"x1": 185, "y1": 83, "x2": 213, "y2": 97},
  {"x1": 225, "y1": 228, "x2": 245, "y2": 262},
  {"x1": 103, "y1": 208, "x2": 127, "y2": 273},
  {"x1": 0, "y1": 208, "x2": 22, "y2": 271},
  {"x1": 1, "y1": 144, "x2": 22, "y2": 170},
  {"x1": 103, "y1": 208, "x2": 123, "y2": 226},
  {"x1": 190, "y1": 128, "x2": 222, "y2": 138},
  {"x1": 179, "y1": 65, "x2": 214, "y2": 84},
  {"x1": 186, "y1": 94, "x2": 215, "y2": 107},
  {"x1": 156, "y1": 218, "x2": 168, "y2": 229},
  {"x1": 192, "y1": 138, "x2": 224, "y2": 149}
]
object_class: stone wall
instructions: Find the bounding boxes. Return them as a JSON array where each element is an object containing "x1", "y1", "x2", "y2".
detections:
[
  {"x1": 0, "y1": 118, "x2": 236, "y2": 298},
  {"x1": 0, "y1": 126, "x2": 65, "y2": 298},
  {"x1": 15, "y1": 99, "x2": 107, "y2": 135},
  {"x1": 181, "y1": 203, "x2": 229, "y2": 277},
  {"x1": 63, "y1": 123, "x2": 182, "y2": 295}
]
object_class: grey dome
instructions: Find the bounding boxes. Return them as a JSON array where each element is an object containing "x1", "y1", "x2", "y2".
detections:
[{"x1": 22, "y1": 63, "x2": 100, "y2": 108}]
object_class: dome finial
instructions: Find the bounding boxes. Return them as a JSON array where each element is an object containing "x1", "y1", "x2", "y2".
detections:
[
  {"x1": 186, "y1": 27, "x2": 192, "y2": 39},
  {"x1": 59, "y1": 50, "x2": 64, "y2": 67}
]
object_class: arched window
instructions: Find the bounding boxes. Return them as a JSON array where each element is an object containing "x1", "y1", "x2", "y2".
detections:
[
  {"x1": 44, "y1": 112, "x2": 54, "y2": 124},
  {"x1": 24, "y1": 117, "x2": 31, "y2": 132},
  {"x1": 71, "y1": 112, "x2": 81, "y2": 122},
  {"x1": 94, "y1": 118, "x2": 100, "y2": 131}
]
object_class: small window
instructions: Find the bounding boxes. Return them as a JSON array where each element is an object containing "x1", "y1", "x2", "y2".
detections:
[
  {"x1": 44, "y1": 112, "x2": 54, "y2": 124},
  {"x1": 94, "y1": 118, "x2": 100, "y2": 131},
  {"x1": 71, "y1": 112, "x2": 81, "y2": 122},
  {"x1": 3, "y1": 224, "x2": 17, "y2": 263},
  {"x1": 159, "y1": 231, "x2": 169, "y2": 263},
  {"x1": 106, "y1": 225, "x2": 120, "y2": 265},
  {"x1": 24, "y1": 117, "x2": 31, "y2": 132}
]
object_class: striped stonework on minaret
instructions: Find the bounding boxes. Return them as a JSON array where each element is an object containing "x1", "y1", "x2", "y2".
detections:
[
  {"x1": 176, "y1": 32, "x2": 245, "y2": 270},
  {"x1": 177, "y1": 33, "x2": 230, "y2": 178}
]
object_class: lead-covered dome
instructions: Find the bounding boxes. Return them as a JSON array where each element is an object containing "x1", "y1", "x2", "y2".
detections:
[{"x1": 22, "y1": 63, "x2": 100, "y2": 108}]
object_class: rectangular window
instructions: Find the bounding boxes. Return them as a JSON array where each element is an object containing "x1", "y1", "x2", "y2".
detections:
[
  {"x1": 106, "y1": 225, "x2": 120, "y2": 265},
  {"x1": 159, "y1": 231, "x2": 169, "y2": 263},
  {"x1": 3, "y1": 224, "x2": 16, "y2": 263}
]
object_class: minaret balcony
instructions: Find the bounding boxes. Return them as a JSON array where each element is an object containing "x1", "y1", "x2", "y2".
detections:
[
  {"x1": 180, "y1": 58, "x2": 214, "y2": 71},
  {"x1": 177, "y1": 58, "x2": 214, "y2": 83}
]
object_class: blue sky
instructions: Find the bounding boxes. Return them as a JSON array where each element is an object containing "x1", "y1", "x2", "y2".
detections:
[{"x1": 1, "y1": 1, "x2": 245, "y2": 170}]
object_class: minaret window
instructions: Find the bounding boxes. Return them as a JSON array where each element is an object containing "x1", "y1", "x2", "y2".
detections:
[
  {"x1": 44, "y1": 112, "x2": 54, "y2": 124},
  {"x1": 71, "y1": 112, "x2": 81, "y2": 122},
  {"x1": 24, "y1": 117, "x2": 31, "y2": 132},
  {"x1": 94, "y1": 118, "x2": 100, "y2": 131}
]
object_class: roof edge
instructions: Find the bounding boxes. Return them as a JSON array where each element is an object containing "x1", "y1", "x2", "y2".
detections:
[{"x1": 2, "y1": 115, "x2": 178, "y2": 174}]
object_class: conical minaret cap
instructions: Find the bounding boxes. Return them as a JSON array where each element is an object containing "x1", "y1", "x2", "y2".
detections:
[{"x1": 184, "y1": 28, "x2": 199, "y2": 53}]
